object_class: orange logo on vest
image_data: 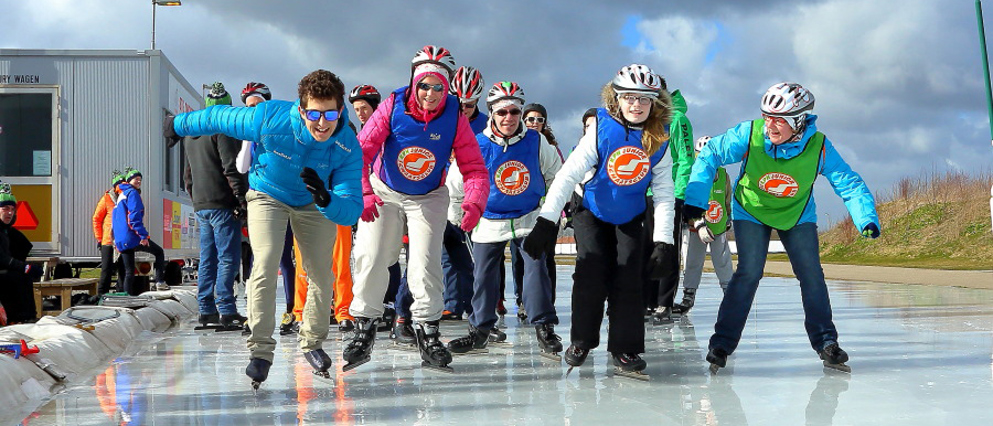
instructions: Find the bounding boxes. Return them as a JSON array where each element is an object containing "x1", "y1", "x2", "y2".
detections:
[
  {"x1": 757, "y1": 172, "x2": 799, "y2": 198},
  {"x1": 397, "y1": 147, "x2": 436, "y2": 181},
  {"x1": 606, "y1": 147, "x2": 650, "y2": 186},
  {"x1": 706, "y1": 201, "x2": 724, "y2": 224},
  {"x1": 494, "y1": 161, "x2": 530, "y2": 196}
]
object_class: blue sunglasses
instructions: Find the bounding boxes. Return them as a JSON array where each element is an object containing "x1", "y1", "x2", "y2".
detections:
[{"x1": 303, "y1": 109, "x2": 341, "y2": 122}]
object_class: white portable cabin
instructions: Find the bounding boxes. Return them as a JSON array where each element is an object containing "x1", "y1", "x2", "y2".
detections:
[{"x1": 0, "y1": 49, "x2": 202, "y2": 269}]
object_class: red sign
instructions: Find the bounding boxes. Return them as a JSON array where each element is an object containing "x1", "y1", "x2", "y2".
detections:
[{"x1": 13, "y1": 201, "x2": 38, "y2": 231}]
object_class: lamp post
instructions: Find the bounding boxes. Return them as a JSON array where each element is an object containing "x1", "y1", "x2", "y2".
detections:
[{"x1": 151, "y1": 0, "x2": 182, "y2": 50}]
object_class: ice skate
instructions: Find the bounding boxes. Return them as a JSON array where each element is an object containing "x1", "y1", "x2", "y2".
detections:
[
  {"x1": 447, "y1": 325, "x2": 489, "y2": 355},
  {"x1": 278, "y1": 313, "x2": 297, "y2": 336},
  {"x1": 245, "y1": 358, "x2": 271, "y2": 392},
  {"x1": 516, "y1": 302, "x2": 528, "y2": 324},
  {"x1": 194, "y1": 313, "x2": 220, "y2": 331},
  {"x1": 338, "y1": 319, "x2": 356, "y2": 341},
  {"x1": 415, "y1": 321, "x2": 455, "y2": 373},
  {"x1": 390, "y1": 317, "x2": 417, "y2": 350},
  {"x1": 818, "y1": 343, "x2": 851, "y2": 373},
  {"x1": 671, "y1": 289, "x2": 696, "y2": 315},
  {"x1": 650, "y1": 306, "x2": 673, "y2": 326},
  {"x1": 564, "y1": 345, "x2": 589, "y2": 376},
  {"x1": 706, "y1": 347, "x2": 729, "y2": 374},
  {"x1": 611, "y1": 352, "x2": 649, "y2": 381},
  {"x1": 217, "y1": 313, "x2": 248, "y2": 332},
  {"x1": 488, "y1": 326, "x2": 508, "y2": 344},
  {"x1": 304, "y1": 348, "x2": 334, "y2": 380},
  {"x1": 378, "y1": 307, "x2": 396, "y2": 332},
  {"x1": 342, "y1": 317, "x2": 377, "y2": 372},
  {"x1": 535, "y1": 323, "x2": 563, "y2": 362}
]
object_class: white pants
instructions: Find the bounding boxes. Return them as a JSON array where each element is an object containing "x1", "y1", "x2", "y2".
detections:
[
  {"x1": 350, "y1": 176, "x2": 449, "y2": 322},
  {"x1": 681, "y1": 232, "x2": 734, "y2": 291}
]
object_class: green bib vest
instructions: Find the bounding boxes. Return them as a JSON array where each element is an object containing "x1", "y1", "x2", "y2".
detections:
[
  {"x1": 705, "y1": 167, "x2": 731, "y2": 235},
  {"x1": 733, "y1": 119, "x2": 824, "y2": 230}
]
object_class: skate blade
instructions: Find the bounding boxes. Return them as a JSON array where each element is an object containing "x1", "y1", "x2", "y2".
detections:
[
  {"x1": 214, "y1": 325, "x2": 244, "y2": 333},
  {"x1": 709, "y1": 363, "x2": 722, "y2": 374},
  {"x1": 566, "y1": 366, "x2": 576, "y2": 376},
  {"x1": 651, "y1": 319, "x2": 674, "y2": 327},
  {"x1": 614, "y1": 369, "x2": 650, "y2": 381},
  {"x1": 420, "y1": 361, "x2": 455, "y2": 374},
  {"x1": 451, "y1": 348, "x2": 489, "y2": 356},
  {"x1": 251, "y1": 381, "x2": 262, "y2": 393},
  {"x1": 342, "y1": 356, "x2": 371, "y2": 372},
  {"x1": 313, "y1": 370, "x2": 333, "y2": 381},
  {"x1": 823, "y1": 361, "x2": 851, "y2": 373},
  {"x1": 539, "y1": 352, "x2": 562, "y2": 362}
]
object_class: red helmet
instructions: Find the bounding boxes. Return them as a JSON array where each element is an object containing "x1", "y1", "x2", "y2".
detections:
[
  {"x1": 349, "y1": 84, "x2": 381, "y2": 104},
  {"x1": 240, "y1": 82, "x2": 272, "y2": 104},
  {"x1": 450, "y1": 66, "x2": 485, "y2": 102}
]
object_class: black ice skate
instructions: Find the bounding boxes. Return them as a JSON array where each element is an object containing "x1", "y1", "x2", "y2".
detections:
[
  {"x1": 390, "y1": 318, "x2": 417, "y2": 350},
  {"x1": 488, "y1": 326, "x2": 508, "y2": 344},
  {"x1": 447, "y1": 325, "x2": 489, "y2": 355},
  {"x1": 650, "y1": 306, "x2": 673, "y2": 326},
  {"x1": 611, "y1": 352, "x2": 650, "y2": 381},
  {"x1": 278, "y1": 313, "x2": 297, "y2": 336},
  {"x1": 246, "y1": 358, "x2": 272, "y2": 392},
  {"x1": 304, "y1": 348, "x2": 334, "y2": 380},
  {"x1": 379, "y1": 307, "x2": 396, "y2": 332},
  {"x1": 338, "y1": 319, "x2": 356, "y2": 341},
  {"x1": 516, "y1": 302, "x2": 528, "y2": 324},
  {"x1": 818, "y1": 343, "x2": 851, "y2": 373},
  {"x1": 194, "y1": 313, "x2": 220, "y2": 331},
  {"x1": 564, "y1": 345, "x2": 590, "y2": 375},
  {"x1": 535, "y1": 323, "x2": 563, "y2": 362},
  {"x1": 707, "y1": 347, "x2": 729, "y2": 374},
  {"x1": 415, "y1": 321, "x2": 454, "y2": 373},
  {"x1": 342, "y1": 317, "x2": 378, "y2": 372},
  {"x1": 671, "y1": 289, "x2": 696, "y2": 315}
]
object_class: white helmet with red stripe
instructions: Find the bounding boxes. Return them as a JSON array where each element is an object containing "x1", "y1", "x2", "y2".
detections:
[
  {"x1": 611, "y1": 64, "x2": 665, "y2": 97},
  {"x1": 411, "y1": 45, "x2": 457, "y2": 78},
  {"x1": 451, "y1": 66, "x2": 485, "y2": 102},
  {"x1": 486, "y1": 81, "x2": 526, "y2": 110},
  {"x1": 761, "y1": 82, "x2": 814, "y2": 130}
]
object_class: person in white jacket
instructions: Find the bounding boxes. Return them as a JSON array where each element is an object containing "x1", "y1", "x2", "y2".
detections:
[
  {"x1": 524, "y1": 64, "x2": 676, "y2": 377},
  {"x1": 446, "y1": 82, "x2": 564, "y2": 357}
]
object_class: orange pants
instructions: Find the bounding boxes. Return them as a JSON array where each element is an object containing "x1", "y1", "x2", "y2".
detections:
[{"x1": 293, "y1": 225, "x2": 354, "y2": 322}]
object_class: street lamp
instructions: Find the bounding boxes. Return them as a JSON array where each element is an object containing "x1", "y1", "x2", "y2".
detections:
[{"x1": 151, "y1": 0, "x2": 182, "y2": 50}]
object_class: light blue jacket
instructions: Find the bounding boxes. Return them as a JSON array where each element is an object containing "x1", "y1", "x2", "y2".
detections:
[
  {"x1": 685, "y1": 115, "x2": 879, "y2": 231},
  {"x1": 173, "y1": 100, "x2": 363, "y2": 225}
]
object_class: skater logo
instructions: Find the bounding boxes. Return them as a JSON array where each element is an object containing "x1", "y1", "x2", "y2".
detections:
[
  {"x1": 494, "y1": 161, "x2": 530, "y2": 196},
  {"x1": 758, "y1": 172, "x2": 798, "y2": 198},
  {"x1": 706, "y1": 201, "x2": 724, "y2": 223},
  {"x1": 398, "y1": 147, "x2": 436, "y2": 181},
  {"x1": 606, "y1": 147, "x2": 650, "y2": 186}
]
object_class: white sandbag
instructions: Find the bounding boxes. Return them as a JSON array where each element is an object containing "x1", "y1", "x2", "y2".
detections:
[
  {"x1": 0, "y1": 352, "x2": 60, "y2": 426},
  {"x1": 133, "y1": 307, "x2": 172, "y2": 332},
  {"x1": 0, "y1": 324, "x2": 111, "y2": 381},
  {"x1": 146, "y1": 299, "x2": 191, "y2": 321},
  {"x1": 57, "y1": 307, "x2": 145, "y2": 356},
  {"x1": 170, "y1": 290, "x2": 199, "y2": 313}
]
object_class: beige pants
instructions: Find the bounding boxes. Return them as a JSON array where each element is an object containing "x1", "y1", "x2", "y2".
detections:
[
  {"x1": 350, "y1": 176, "x2": 449, "y2": 322},
  {"x1": 245, "y1": 190, "x2": 336, "y2": 362}
]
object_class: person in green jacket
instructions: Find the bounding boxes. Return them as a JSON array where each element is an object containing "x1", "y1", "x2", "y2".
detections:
[{"x1": 648, "y1": 88, "x2": 695, "y2": 324}]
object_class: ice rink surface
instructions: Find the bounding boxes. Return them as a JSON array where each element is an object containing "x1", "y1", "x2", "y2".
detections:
[{"x1": 22, "y1": 267, "x2": 993, "y2": 425}]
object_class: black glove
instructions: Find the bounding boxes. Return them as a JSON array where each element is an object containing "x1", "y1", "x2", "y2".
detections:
[
  {"x1": 861, "y1": 223, "x2": 880, "y2": 239},
  {"x1": 647, "y1": 242, "x2": 675, "y2": 280},
  {"x1": 674, "y1": 197, "x2": 685, "y2": 213},
  {"x1": 25, "y1": 264, "x2": 44, "y2": 282},
  {"x1": 163, "y1": 114, "x2": 182, "y2": 148},
  {"x1": 233, "y1": 203, "x2": 248, "y2": 223},
  {"x1": 682, "y1": 203, "x2": 707, "y2": 224},
  {"x1": 300, "y1": 167, "x2": 331, "y2": 208},
  {"x1": 97, "y1": 241, "x2": 102, "y2": 251},
  {"x1": 523, "y1": 217, "x2": 558, "y2": 259}
]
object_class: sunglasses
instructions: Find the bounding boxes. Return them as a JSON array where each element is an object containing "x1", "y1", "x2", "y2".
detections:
[
  {"x1": 524, "y1": 116, "x2": 546, "y2": 124},
  {"x1": 417, "y1": 82, "x2": 445, "y2": 93},
  {"x1": 461, "y1": 101, "x2": 477, "y2": 110},
  {"x1": 303, "y1": 109, "x2": 341, "y2": 122},
  {"x1": 494, "y1": 108, "x2": 522, "y2": 117}
]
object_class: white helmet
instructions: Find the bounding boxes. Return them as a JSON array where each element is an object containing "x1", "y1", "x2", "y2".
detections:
[
  {"x1": 611, "y1": 64, "x2": 664, "y2": 97},
  {"x1": 695, "y1": 136, "x2": 711, "y2": 153},
  {"x1": 450, "y1": 66, "x2": 485, "y2": 102},
  {"x1": 486, "y1": 81, "x2": 526, "y2": 110},
  {"x1": 411, "y1": 45, "x2": 457, "y2": 78},
  {"x1": 761, "y1": 82, "x2": 814, "y2": 130}
]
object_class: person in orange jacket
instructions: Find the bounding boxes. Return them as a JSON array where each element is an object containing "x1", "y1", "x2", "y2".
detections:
[
  {"x1": 293, "y1": 226, "x2": 355, "y2": 336},
  {"x1": 92, "y1": 170, "x2": 125, "y2": 296}
]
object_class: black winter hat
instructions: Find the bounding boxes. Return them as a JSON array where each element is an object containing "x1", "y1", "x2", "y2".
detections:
[{"x1": 522, "y1": 103, "x2": 547, "y2": 119}]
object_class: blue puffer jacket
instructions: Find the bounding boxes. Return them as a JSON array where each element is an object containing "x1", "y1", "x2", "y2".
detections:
[
  {"x1": 173, "y1": 100, "x2": 363, "y2": 225},
  {"x1": 112, "y1": 183, "x2": 148, "y2": 251},
  {"x1": 685, "y1": 115, "x2": 879, "y2": 231}
]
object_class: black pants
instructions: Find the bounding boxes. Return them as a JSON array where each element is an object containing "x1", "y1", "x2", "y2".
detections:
[
  {"x1": 655, "y1": 199, "x2": 684, "y2": 309},
  {"x1": 120, "y1": 240, "x2": 166, "y2": 295},
  {"x1": 98, "y1": 244, "x2": 124, "y2": 295},
  {"x1": 0, "y1": 272, "x2": 37, "y2": 323},
  {"x1": 571, "y1": 207, "x2": 646, "y2": 354}
]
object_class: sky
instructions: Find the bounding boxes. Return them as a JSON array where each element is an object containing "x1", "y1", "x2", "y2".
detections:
[{"x1": 2, "y1": 0, "x2": 991, "y2": 226}]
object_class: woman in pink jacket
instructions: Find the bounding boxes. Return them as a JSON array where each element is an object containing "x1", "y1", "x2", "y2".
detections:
[{"x1": 344, "y1": 45, "x2": 489, "y2": 372}]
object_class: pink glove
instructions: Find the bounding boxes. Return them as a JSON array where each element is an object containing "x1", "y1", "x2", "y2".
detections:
[
  {"x1": 361, "y1": 194, "x2": 384, "y2": 222},
  {"x1": 460, "y1": 203, "x2": 482, "y2": 232}
]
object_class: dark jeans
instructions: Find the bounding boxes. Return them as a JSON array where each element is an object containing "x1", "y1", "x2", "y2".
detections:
[
  {"x1": 510, "y1": 241, "x2": 556, "y2": 305},
  {"x1": 469, "y1": 238, "x2": 557, "y2": 331},
  {"x1": 196, "y1": 209, "x2": 241, "y2": 316},
  {"x1": 710, "y1": 220, "x2": 839, "y2": 354},
  {"x1": 120, "y1": 240, "x2": 166, "y2": 296},
  {"x1": 571, "y1": 207, "x2": 645, "y2": 354},
  {"x1": 654, "y1": 198, "x2": 684, "y2": 309},
  {"x1": 442, "y1": 222, "x2": 474, "y2": 315},
  {"x1": 98, "y1": 244, "x2": 124, "y2": 295}
]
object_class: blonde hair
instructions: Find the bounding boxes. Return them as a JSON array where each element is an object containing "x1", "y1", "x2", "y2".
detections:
[{"x1": 600, "y1": 84, "x2": 673, "y2": 155}]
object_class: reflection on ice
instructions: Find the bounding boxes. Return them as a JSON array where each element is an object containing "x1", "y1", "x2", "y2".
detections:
[{"x1": 22, "y1": 268, "x2": 993, "y2": 425}]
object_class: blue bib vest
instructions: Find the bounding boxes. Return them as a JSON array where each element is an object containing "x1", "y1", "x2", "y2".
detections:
[
  {"x1": 479, "y1": 129, "x2": 545, "y2": 220},
  {"x1": 378, "y1": 87, "x2": 459, "y2": 195},
  {"x1": 469, "y1": 111, "x2": 488, "y2": 134},
  {"x1": 582, "y1": 108, "x2": 666, "y2": 225}
]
